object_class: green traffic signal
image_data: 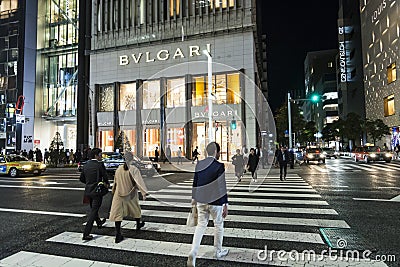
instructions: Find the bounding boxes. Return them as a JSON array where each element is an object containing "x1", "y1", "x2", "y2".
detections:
[
  {"x1": 310, "y1": 94, "x2": 320, "y2": 103},
  {"x1": 231, "y1": 119, "x2": 237, "y2": 130}
]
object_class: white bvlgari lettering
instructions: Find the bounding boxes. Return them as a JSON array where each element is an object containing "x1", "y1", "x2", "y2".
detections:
[
  {"x1": 120, "y1": 55, "x2": 129, "y2": 66},
  {"x1": 157, "y1": 50, "x2": 169, "y2": 61},
  {"x1": 132, "y1": 53, "x2": 143, "y2": 64},
  {"x1": 189, "y1": 46, "x2": 201, "y2": 57},
  {"x1": 146, "y1": 52, "x2": 155, "y2": 62},
  {"x1": 173, "y1": 48, "x2": 185, "y2": 59}
]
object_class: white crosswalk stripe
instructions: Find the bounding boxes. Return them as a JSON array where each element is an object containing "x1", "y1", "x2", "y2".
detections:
[
  {"x1": 304, "y1": 160, "x2": 400, "y2": 173},
  {"x1": 3, "y1": 173, "x2": 383, "y2": 266}
]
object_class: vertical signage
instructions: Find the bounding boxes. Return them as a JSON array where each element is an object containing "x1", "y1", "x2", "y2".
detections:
[{"x1": 338, "y1": 26, "x2": 347, "y2": 83}]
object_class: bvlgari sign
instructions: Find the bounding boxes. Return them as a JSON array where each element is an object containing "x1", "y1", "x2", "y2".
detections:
[
  {"x1": 338, "y1": 27, "x2": 347, "y2": 83},
  {"x1": 120, "y1": 44, "x2": 211, "y2": 65}
]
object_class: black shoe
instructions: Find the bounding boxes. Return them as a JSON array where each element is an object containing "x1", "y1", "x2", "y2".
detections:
[
  {"x1": 136, "y1": 221, "x2": 145, "y2": 230},
  {"x1": 280, "y1": 177, "x2": 283, "y2": 181},
  {"x1": 82, "y1": 235, "x2": 93, "y2": 241},
  {"x1": 115, "y1": 234, "x2": 124, "y2": 243},
  {"x1": 97, "y1": 218, "x2": 106, "y2": 229}
]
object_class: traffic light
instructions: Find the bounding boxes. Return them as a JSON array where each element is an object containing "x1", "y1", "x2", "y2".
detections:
[
  {"x1": 310, "y1": 93, "x2": 320, "y2": 103},
  {"x1": 230, "y1": 119, "x2": 237, "y2": 130}
]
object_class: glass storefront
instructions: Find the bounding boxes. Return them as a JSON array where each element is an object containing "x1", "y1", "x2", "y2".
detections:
[
  {"x1": 167, "y1": 127, "x2": 185, "y2": 157},
  {"x1": 143, "y1": 80, "x2": 160, "y2": 109},
  {"x1": 100, "y1": 130, "x2": 114, "y2": 152},
  {"x1": 143, "y1": 128, "x2": 160, "y2": 157},
  {"x1": 120, "y1": 83, "x2": 136, "y2": 110},
  {"x1": 167, "y1": 78, "x2": 185, "y2": 107}
]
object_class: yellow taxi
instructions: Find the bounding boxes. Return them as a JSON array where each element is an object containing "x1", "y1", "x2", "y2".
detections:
[{"x1": 0, "y1": 154, "x2": 47, "y2": 177}]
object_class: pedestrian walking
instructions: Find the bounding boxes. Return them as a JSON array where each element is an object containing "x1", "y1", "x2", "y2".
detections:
[
  {"x1": 192, "y1": 146, "x2": 200, "y2": 164},
  {"x1": 178, "y1": 147, "x2": 183, "y2": 164},
  {"x1": 75, "y1": 149, "x2": 82, "y2": 163},
  {"x1": 247, "y1": 148, "x2": 259, "y2": 182},
  {"x1": 187, "y1": 142, "x2": 229, "y2": 267},
  {"x1": 44, "y1": 149, "x2": 49, "y2": 164},
  {"x1": 35, "y1": 148, "x2": 43, "y2": 162},
  {"x1": 154, "y1": 147, "x2": 159, "y2": 162},
  {"x1": 231, "y1": 149, "x2": 244, "y2": 182},
  {"x1": 79, "y1": 148, "x2": 110, "y2": 241},
  {"x1": 243, "y1": 147, "x2": 249, "y2": 173},
  {"x1": 277, "y1": 146, "x2": 290, "y2": 181},
  {"x1": 109, "y1": 152, "x2": 148, "y2": 243},
  {"x1": 164, "y1": 145, "x2": 172, "y2": 164}
]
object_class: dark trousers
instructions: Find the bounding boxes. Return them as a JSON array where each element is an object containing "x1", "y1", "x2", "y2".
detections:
[
  {"x1": 279, "y1": 162, "x2": 288, "y2": 178},
  {"x1": 84, "y1": 196, "x2": 103, "y2": 236}
]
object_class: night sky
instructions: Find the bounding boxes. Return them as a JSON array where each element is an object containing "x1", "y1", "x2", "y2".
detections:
[{"x1": 260, "y1": 0, "x2": 339, "y2": 112}]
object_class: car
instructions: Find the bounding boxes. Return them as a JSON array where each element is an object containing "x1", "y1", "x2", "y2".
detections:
[
  {"x1": 77, "y1": 152, "x2": 161, "y2": 177},
  {"x1": 353, "y1": 146, "x2": 392, "y2": 163},
  {"x1": 322, "y1": 148, "x2": 339, "y2": 159},
  {"x1": 0, "y1": 154, "x2": 47, "y2": 178},
  {"x1": 305, "y1": 148, "x2": 325, "y2": 164}
]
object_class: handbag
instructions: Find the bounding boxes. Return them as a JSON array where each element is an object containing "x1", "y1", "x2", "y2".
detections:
[
  {"x1": 186, "y1": 205, "x2": 198, "y2": 227},
  {"x1": 94, "y1": 166, "x2": 109, "y2": 197}
]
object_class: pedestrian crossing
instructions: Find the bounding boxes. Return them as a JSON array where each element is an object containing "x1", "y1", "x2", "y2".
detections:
[
  {"x1": 0, "y1": 174, "x2": 387, "y2": 266},
  {"x1": 306, "y1": 160, "x2": 400, "y2": 173}
]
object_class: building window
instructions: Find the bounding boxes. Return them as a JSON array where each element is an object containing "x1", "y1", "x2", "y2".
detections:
[
  {"x1": 99, "y1": 84, "x2": 115, "y2": 112},
  {"x1": 143, "y1": 80, "x2": 160, "y2": 109},
  {"x1": 143, "y1": 128, "x2": 160, "y2": 157},
  {"x1": 384, "y1": 95, "x2": 395, "y2": 117},
  {"x1": 100, "y1": 130, "x2": 114, "y2": 152},
  {"x1": 192, "y1": 72, "x2": 241, "y2": 106},
  {"x1": 167, "y1": 128, "x2": 185, "y2": 157},
  {"x1": 0, "y1": 0, "x2": 18, "y2": 12},
  {"x1": 167, "y1": 78, "x2": 185, "y2": 107},
  {"x1": 210, "y1": 0, "x2": 234, "y2": 9},
  {"x1": 387, "y1": 62, "x2": 397, "y2": 84},
  {"x1": 120, "y1": 82, "x2": 136, "y2": 110},
  {"x1": 170, "y1": 0, "x2": 180, "y2": 17},
  {"x1": 193, "y1": 76, "x2": 206, "y2": 106}
]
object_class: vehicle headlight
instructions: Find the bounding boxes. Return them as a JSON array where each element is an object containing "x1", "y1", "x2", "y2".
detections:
[
  {"x1": 307, "y1": 154, "x2": 314, "y2": 158},
  {"x1": 40, "y1": 163, "x2": 46, "y2": 169},
  {"x1": 370, "y1": 154, "x2": 376, "y2": 158},
  {"x1": 320, "y1": 154, "x2": 325, "y2": 158},
  {"x1": 145, "y1": 164, "x2": 153, "y2": 169},
  {"x1": 385, "y1": 153, "x2": 392, "y2": 158},
  {"x1": 323, "y1": 152, "x2": 327, "y2": 155},
  {"x1": 22, "y1": 165, "x2": 32, "y2": 170}
]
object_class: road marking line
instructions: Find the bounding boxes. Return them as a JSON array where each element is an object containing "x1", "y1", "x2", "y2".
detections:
[
  {"x1": 350, "y1": 164, "x2": 378, "y2": 171},
  {"x1": 168, "y1": 185, "x2": 316, "y2": 192},
  {"x1": 0, "y1": 251, "x2": 135, "y2": 267},
  {"x1": 149, "y1": 189, "x2": 320, "y2": 197},
  {"x1": 0, "y1": 208, "x2": 85, "y2": 217},
  {"x1": 353, "y1": 194, "x2": 400, "y2": 202},
  {"x1": 0, "y1": 179, "x2": 67, "y2": 185},
  {"x1": 150, "y1": 191, "x2": 322, "y2": 198},
  {"x1": 47, "y1": 232, "x2": 385, "y2": 266},
  {"x1": 140, "y1": 209, "x2": 349, "y2": 228},
  {"x1": 97, "y1": 221, "x2": 325, "y2": 244},
  {"x1": 0, "y1": 185, "x2": 83, "y2": 190},
  {"x1": 308, "y1": 165, "x2": 329, "y2": 173},
  {"x1": 174, "y1": 183, "x2": 314, "y2": 189},
  {"x1": 140, "y1": 200, "x2": 338, "y2": 215},
  {"x1": 153, "y1": 173, "x2": 174, "y2": 177}
]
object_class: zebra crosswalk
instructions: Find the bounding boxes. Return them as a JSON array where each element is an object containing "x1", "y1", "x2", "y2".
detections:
[
  {"x1": 306, "y1": 160, "x2": 400, "y2": 173},
  {"x1": 0, "y1": 174, "x2": 387, "y2": 266}
]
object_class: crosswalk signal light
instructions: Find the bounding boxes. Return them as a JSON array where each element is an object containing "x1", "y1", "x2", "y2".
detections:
[
  {"x1": 310, "y1": 94, "x2": 320, "y2": 103},
  {"x1": 231, "y1": 119, "x2": 237, "y2": 130}
]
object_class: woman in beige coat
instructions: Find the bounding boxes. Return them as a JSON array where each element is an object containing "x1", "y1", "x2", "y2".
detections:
[{"x1": 109, "y1": 152, "x2": 148, "y2": 243}]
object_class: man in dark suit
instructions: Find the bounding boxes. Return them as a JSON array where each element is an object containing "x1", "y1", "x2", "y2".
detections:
[
  {"x1": 79, "y1": 148, "x2": 110, "y2": 240},
  {"x1": 276, "y1": 146, "x2": 290, "y2": 181},
  {"x1": 187, "y1": 142, "x2": 229, "y2": 267}
]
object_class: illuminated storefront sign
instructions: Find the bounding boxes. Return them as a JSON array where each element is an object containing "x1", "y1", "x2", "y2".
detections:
[
  {"x1": 119, "y1": 44, "x2": 211, "y2": 65},
  {"x1": 338, "y1": 27, "x2": 347, "y2": 83},
  {"x1": 371, "y1": 0, "x2": 387, "y2": 23}
]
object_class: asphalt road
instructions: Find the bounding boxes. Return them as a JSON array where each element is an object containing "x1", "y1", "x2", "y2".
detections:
[{"x1": 0, "y1": 159, "x2": 398, "y2": 267}]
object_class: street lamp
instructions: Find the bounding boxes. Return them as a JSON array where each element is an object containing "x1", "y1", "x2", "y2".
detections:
[{"x1": 203, "y1": 49, "x2": 214, "y2": 142}]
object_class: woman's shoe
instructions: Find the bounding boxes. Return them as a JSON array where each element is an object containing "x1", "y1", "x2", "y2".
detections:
[
  {"x1": 115, "y1": 234, "x2": 124, "y2": 243},
  {"x1": 97, "y1": 218, "x2": 106, "y2": 229},
  {"x1": 136, "y1": 220, "x2": 145, "y2": 230}
]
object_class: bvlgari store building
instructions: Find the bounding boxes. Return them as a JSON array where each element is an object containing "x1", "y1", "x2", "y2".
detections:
[{"x1": 89, "y1": 0, "x2": 270, "y2": 161}]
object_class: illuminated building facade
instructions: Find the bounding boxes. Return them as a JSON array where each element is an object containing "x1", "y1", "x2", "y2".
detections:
[
  {"x1": 360, "y1": 0, "x2": 399, "y2": 147},
  {"x1": 85, "y1": 0, "x2": 269, "y2": 160}
]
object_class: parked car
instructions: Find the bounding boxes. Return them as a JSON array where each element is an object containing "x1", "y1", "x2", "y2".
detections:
[
  {"x1": 0, "y1": 154, "x2": 47, "y2": 178},
  {"x1": 77, "y1": 152, "x2": 161, "y2": 177},
  {"x1": 353, "y1": 146, "x2": 392, "y2": 163},
  {"x1": 322, "y1": 148, "x2": 339, "y2": 159},
  {"x1": 305, "y1": 148, "x2": 325, "y2": 164}
]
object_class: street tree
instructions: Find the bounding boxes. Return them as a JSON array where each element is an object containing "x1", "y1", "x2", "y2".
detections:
[
  {"x1": 321, "y1": 123, "x2": 338, "y2": 144},
  {"x1": 343, "y1": 112, "x2": 363, "y2": 149},
  {"x1": 366, "y1": 119, "x2": 391, "y2": 145},
  {"x1": 297, "y1": 121, "x2": 317, "y2": 145}
]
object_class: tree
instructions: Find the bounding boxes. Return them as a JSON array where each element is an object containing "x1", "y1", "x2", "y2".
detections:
[
  {"x1": 49, "y1": 132, "x2": 64, "y2": 165},
  {"x1": 321, "y1": 123, "x2": 338, "y2": 144},
  {"x1": 343, "y1": 113, "x2": 363, "y2": 149},
  {"x1": 366, "y1": 119, "x2": 390, "y2": 145},
  {"x1": 297, "y1": 121, "x2": 317, "y2": 145},
  {"x1": 115, "y1": 131, "x2": 132, "y2": 152}
]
